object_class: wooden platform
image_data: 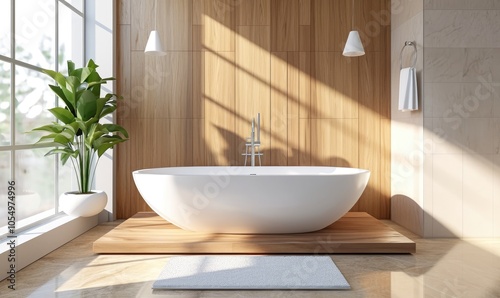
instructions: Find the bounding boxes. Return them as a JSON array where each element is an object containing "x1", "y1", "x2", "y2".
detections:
[{"x1": 93, "y1": 212, "x2": 415, "y2": 254}]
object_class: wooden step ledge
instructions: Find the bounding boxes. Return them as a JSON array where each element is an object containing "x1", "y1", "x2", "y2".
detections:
[{"x1": 93, "y1": 212, "x2": 416, "y2": 254}]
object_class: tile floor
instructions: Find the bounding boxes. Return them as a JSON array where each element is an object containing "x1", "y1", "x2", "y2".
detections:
[{"x1": 0, "y1": 220, "x2": 499, "y2": 297}]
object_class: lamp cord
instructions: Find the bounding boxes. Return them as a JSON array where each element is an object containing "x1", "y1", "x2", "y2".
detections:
[
  {"x1": 154, "y1": 0, "x2": 158, "y2": 30},
  {"x1": 351, "y1": 0, "x2": 354, "y2": 29}
]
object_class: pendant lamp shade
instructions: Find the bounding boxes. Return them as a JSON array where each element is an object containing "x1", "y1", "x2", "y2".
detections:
[
  {"x1": 145, "y1": 30, "x2": 166, "y2": 56},
  {"x1": 343, "y1": 31, "x2": 365, "y2": 57},
  {"x1": 343, "y1": 0, "x2": 365, "y2": 57},
  {"x1": 144, "y1": 0, "x2": 166, "y2": 56}
]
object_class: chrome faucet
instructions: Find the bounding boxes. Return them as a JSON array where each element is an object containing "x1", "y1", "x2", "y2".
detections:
[{"x1": 243, "y1": 113, "x2": 263, "y2": 166}]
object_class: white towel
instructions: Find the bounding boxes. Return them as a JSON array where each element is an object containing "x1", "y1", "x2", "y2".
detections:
[{"x1": 398, "y1": 67, "x2": 418, "y2": 112}]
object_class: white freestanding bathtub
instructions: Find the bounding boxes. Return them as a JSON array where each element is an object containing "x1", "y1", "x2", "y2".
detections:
[{"x1": 132, "y1": 166, "x2": 370, "y2": 234}]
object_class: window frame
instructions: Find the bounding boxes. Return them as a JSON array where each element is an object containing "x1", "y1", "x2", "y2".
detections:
[{"x1": 0, "y1": 0, "x2": 87, "y2": 238}]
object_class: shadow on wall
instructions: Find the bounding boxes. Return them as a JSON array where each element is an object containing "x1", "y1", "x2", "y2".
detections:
[
  {"x1": 391, "y1": 194, "x2": 425, "y2": 236},
  {"x1": 391, "y1": 193, "x2": 480, "y2": 238},
  {"x1": 214, "y1": 125, "x2": 353, "y2": 167}
]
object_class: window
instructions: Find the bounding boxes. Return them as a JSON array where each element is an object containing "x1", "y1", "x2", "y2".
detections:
[{"x1": 0, "y1": 0, "x2": 85, "y2": 236}]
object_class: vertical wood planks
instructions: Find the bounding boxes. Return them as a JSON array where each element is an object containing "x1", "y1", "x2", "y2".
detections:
[
  {"x1": 299, "y1": 0, "x2": 311, "y2": 25},
  {"x1": 235, "y1": 25, "x2": 271, "y2": 165},
  {"x1": 204, "y1": 51, "x2": 236, "y2": 165},
  {"x1": 237, "y1": 0, "x2": 271, "y2": 26},
  {"x1": 270, "y1": 52, "x2": 288, "y2": 165},
  {"x1": 116, "y1": 0, "x2": 391, "y2": 219},
  {"x1": 271, "y1": 0, "x2": 299, "y2": 52},
  {"x1": 287, "y1": 52, "x2": 300, "y2": 165},
  {"x1": 145, "y1": 53, "x2": 193, "y2": 119}
]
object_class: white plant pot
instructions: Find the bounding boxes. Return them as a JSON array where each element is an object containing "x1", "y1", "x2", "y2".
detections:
[{"x1": 59, "y1": 190, "x2": 107, "y2": 217}]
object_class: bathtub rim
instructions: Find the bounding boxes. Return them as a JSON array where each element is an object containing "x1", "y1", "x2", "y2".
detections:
[{"x1": 132, "y1": 166, "x2": 370, "y2": 177}]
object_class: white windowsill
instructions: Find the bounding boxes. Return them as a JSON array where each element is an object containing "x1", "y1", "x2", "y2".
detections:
[{"x1": 0, "y1": 213, "x2": 98, "y2": 281}]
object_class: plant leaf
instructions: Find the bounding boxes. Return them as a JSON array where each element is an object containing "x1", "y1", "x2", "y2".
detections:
[
  {"x1": 48, "y1": 84, "x2": 67, "y2": 102},
  {"x1": 67, "y1": 60, "x2": 75, "y2": 75},
  {"x1": 87, "y1": 59, "x2": 98, "y2": 69},
  {"x1": 102, "y1": 123, "x2": 129, "y2": 138},
  {"x1": 59, "y1": 76, "x2": 80, "y2": 108},
  {"x1": 49, "y1": 84, "x2": 76, "y2": 116},
  {"x1": 45, "y1": 147, "x2": 76, "y2": 156},
  {"x1": 73, "y1": 67, "x2": 93, "y2": 83},
  {"x1": 45, "y1": 149, "x2": 72, "y2": 165},
  {"x1": 82, "y1": 69, "x2": 96, "y2": 82},
  {"x1": 77, "y1": 90, "x2": 97, "y2": 121},
  {"x1": 57, "y1": 129, "x2": 75, "y2": 142},
  {"x1": 85, "y1": 123, "x2": 99, "y2": 148},
  {"x1": 86, "y1": 71, "x2": 103, "y2": 97},
  {"x1": 65, "y1": 76, "x2": 80, "y2": 93},
  {"x1": 49, "y1": 107, "x2": 75, "y2": 124},
  {"x1": 35, "y1": 133, "x2": 58, "y2": 144},
  {"x1": 74, "y1": 118, "x2": 87, "y2": 134},
  {"x1": 63, "y1": 122, "x2": 80, "y2": 135},
  {"x1": 94, "y1": 135, "x2": 127, "y2": 157},
  {"x1": 86, "y1": 80, "x2": 107, "y2": 88},
  {"x1": 100, "y1": 105, "x2": 116, "y2": 118},
  {"x1": 54, "y1": 134, "x2": 71, "y2": 145},
  {"x1": 52, "y1": 148, "x2": 79, "y2": 166},
  {"x1": 32, "y1": 123, "x2": 64, "y2": 133},
  {"x1": 60, "y1": 153, "x2": 71, "y2": 165},
  {"x1": 43, "y1": 69, "x2": 66, "y2": 87},
  {"x1": 92, "y1": 97, "x2": 107, "y2": 121}
]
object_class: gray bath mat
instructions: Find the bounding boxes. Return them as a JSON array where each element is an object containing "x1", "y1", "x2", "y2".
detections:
[{"x1": 152, "y1": 255, "x2": 350, "y2": 290}]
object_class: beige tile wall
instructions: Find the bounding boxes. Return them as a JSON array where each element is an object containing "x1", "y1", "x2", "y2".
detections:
[
  {"x1": 423, "y1": 2, "x2": 500, "y2": 238},
  {"x1": 392, "y1": 0, "x2": 500, "y2": 237}
]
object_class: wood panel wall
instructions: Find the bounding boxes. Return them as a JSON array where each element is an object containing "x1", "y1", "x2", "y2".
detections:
[{"x1": 116, "y1": 0, "x2": 391, "y2": 219}]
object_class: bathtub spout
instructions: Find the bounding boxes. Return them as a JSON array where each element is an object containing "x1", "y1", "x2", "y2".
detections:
[
  {"x1": 243, "y1": 113, "x2": 263, "y2": 166},
  {"x1": 251, "y1": 119, "x2": 255, "y2": 166}
]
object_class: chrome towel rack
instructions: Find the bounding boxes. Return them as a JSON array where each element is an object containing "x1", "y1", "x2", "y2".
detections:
[{"x1": 400, "y1": 41, "x2": 417, "y2": 69}]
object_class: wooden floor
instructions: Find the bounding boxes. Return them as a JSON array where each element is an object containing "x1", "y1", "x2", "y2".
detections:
[{"x1": 93, "y1": 212, "x2": 416, "y2": 254}]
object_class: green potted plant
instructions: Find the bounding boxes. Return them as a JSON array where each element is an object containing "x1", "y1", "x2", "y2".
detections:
[{"x1": 32, "y1": 59, "x2": 128, "y2": 217}]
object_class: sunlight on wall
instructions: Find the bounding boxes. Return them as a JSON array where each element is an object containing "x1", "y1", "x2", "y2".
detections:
[{"x1": 201, "y1": 14, "x2": 359, "y2": 167}]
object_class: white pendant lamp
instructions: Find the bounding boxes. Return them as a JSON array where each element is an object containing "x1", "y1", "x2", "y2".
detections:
[
  {"x1": 343, "y1": 0, "x2": 365, "y2": 57},
  {"x1": 145, "y1": 0, "x2": 166, "y2": 56}
]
